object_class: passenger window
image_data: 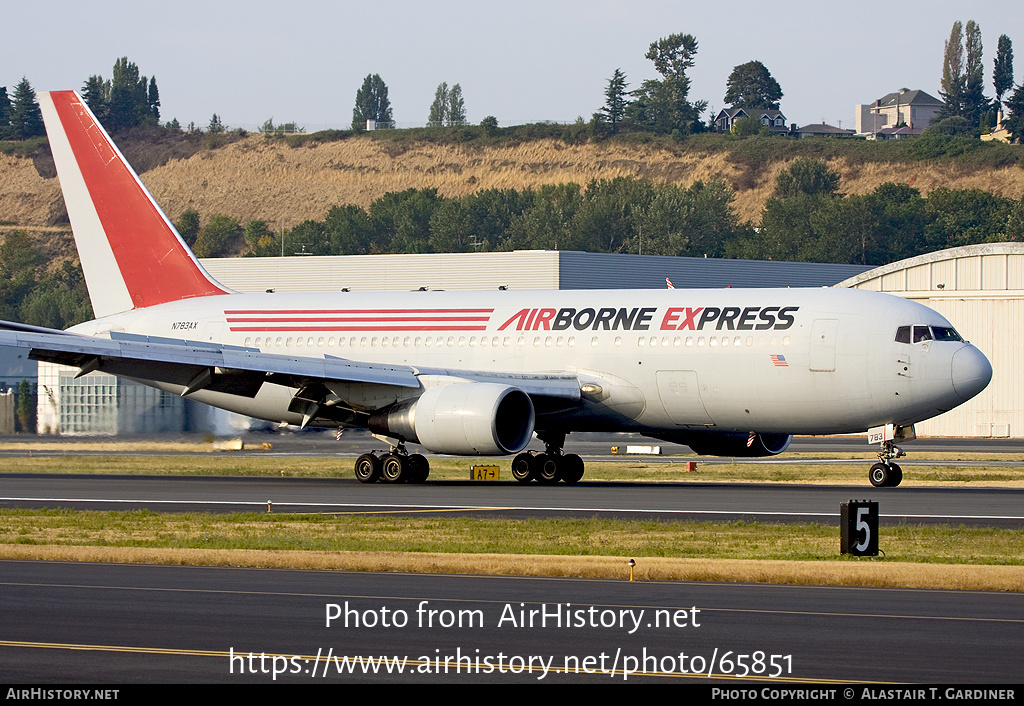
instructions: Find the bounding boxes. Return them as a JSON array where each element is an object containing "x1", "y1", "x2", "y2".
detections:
[
  {"x1": 895, "y1": 326, "x2": 911, "y2": 344},
  {"x1": 913, "y1": 326, "x2": 933, "y2": 343}
]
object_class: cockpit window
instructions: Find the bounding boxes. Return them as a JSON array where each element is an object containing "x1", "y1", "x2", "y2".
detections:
[
  {"x1": 897, "y1": 325, "x2": 963, "y2": 344},
  {"x1": 913, "y1": 325, "x2": 933, "y2": 343},
  {"x1": 931, "y1": 326, "x2": 963, "y2": 342}
]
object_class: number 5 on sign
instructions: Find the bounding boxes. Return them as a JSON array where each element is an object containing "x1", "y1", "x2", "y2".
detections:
[{"x1": 841, "y1": 501, "x2": 878, "y2": 556}]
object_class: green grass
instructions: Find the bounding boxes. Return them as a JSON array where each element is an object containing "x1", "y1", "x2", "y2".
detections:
[
  {"x1": 0, "y1": 135, "x2": 48, "y2": 157},
  {"x1": 2, "y1": 508, "x2": 1021, "y2": 565}
]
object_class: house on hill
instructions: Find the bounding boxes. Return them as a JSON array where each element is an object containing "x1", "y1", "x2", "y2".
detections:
[
  {"x1": 794, "y1": 123, "x2": 855, "y2": 139},
  {"x1": 855, "y1": 88, "x2": 943, "y2": 136},
  {"x1": 875, "y1": 125, "x2": 925, "y2": 140},
  {"x1": 714, "y1": 107, "x2": 789, "y2": 134}
]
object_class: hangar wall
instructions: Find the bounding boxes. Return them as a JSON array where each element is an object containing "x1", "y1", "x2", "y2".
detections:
[
  {"x1": 200, "y1": 250, "x2": 870, "y2": 293},
  {"x1": 837, "y1": 242, "x2": 1024, "y2": 438}
]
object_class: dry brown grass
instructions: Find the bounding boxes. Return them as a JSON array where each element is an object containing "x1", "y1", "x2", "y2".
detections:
[
  {"x1": 3, "y1": 544, "x2": 1020, "y2": 590},
  {"x1": 0, "y1": 153, "x2": 63, "y2": 227},
  {"x1": 6, "y1": 136, "x2": 1024, "y2": 231},
  {"x1": 838, "y1": 159, "x2": 1024, "y2": 202}
]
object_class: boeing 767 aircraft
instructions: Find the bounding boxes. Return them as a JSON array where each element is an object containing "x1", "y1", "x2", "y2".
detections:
[{"x1": 0, "y1": 91, "x2": 993, "y2": 487}]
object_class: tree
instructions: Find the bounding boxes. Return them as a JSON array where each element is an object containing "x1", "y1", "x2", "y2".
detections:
[
  {"x1": 207, "y1": 114, "x2": 224, "y2": 133},
  {"x1": 352, "y1": 74, "x2": 392, "y2": 131},
  {"x1": 724, "y1": 60, "x2": 782, "y2": 110},
  {"x1": 994, "y1": 34, "x2": 1014, "y2": 109},
  {"x1": 1005, "y1": 84, "x2": 1024, "y2": 142},
  {"x1": 81, "y1": 75, "x2": 110, "y2": 124},
  {"x1": 369, "y1": 188, "x2": 442, "y2": 253},
  {"x1": 599, "y1": 68, "x2": 629, "y2": 131},
  {"x1": 147, "y1": 76, "x2": 160, "y2": 123},
  {"x1": 174, "y1": 209, "x2": 201, "y2": 247},
  {"x1": 9, "y1": 78, "x2": 44, "y2": 139},
  {"x1": 480, "y1": 115, "x2": 498, "y2": 136},
  {"x1": 323, "y1": 205, "x2": 372, "y2": 254},
  {"x1": 0, "y1": 87, "x2": 11, "y2": 140},
  {"x1": 731, "y1": 115, "x2": 767, "y2": 136},
  {"x1": 962, "y1": 21, "x2": 990, "y2": 127},
  {"x1": 939, "y1": 21, "x2": 965, "y2": 119},
  {"x1": 428, "y1": 82, "x2": 448, "y2": 126},
  {"x1": 243, "y1": 219, "x2": 276, "y2": 256},
  {"x1": 775, "y1": 159, "x2": 841, "y2": 198},
  {"x1": 646, "y1": 33, "x2": 699, "y2": 80},
  {"x1": 924, "y1": 187, "x2": 1012, "y2": 249},
  {"x1": 193, "y1": 214, "x2": 243, "y2": 257},
  {"x1": 447, "y1": 84, "x2": 465, "y2": 125},
  {"x1": 107, "y1": 57, "x2": 157, "y2": 131},
  {"x1": 628, "y1": 33, "x2": 707, "y2": 134}
]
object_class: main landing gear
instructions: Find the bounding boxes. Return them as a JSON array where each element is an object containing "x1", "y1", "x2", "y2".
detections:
[
  {"x1": 511, "y1": 431, "x2": 585, "y2": 485},
  {"x1": 869, "y1": 440, "x2": 905, "y2": 487},
  {"x1": 355, "y1": 443, "x2": 429, "y2": 484}
]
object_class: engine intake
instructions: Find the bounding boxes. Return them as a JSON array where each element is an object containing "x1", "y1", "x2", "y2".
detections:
[{"x1": 369, "y1": 383, "x2": 535, "y2": 455}]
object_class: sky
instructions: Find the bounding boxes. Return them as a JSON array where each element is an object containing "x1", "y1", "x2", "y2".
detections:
[{"x1": 1, "y1": 1, "x2": 1018, "y2": 132}]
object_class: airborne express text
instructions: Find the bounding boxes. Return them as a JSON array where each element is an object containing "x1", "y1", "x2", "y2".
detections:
[{"x1": 498, "y1": 306, "x2": 799, "y2": 332}]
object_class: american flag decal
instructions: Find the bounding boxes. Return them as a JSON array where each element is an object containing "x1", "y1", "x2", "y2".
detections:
[{"x1": 770, "y1": 354, "x2": 788, "y2": 367}]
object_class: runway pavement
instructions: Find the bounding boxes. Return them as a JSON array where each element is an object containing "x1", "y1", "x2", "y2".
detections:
[
  {"x1": 2, "y1": 560, "x2": 1021, "y2": 684},
  {"x1": 2, "y1": 436, "x2": 1021, "y2": 686},
  {"x1": 3, "y1": 473, "x2": 1024, "y2": 527}
]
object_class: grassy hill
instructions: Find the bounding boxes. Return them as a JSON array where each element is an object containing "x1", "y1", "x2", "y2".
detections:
[{"x1": 2, "y1": 128, "x2": 1023, "y2": 258}]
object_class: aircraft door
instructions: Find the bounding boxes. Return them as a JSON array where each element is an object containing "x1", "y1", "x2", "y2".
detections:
[
  {"x1": 202, "y1": 322, "x2": 223, "y2": 343},
  {"x1": 809, "y1": 319, "x2": 839, "y2": 372},
  {"x1": 895, "y1": 325, "x2": 938, "y2": 396},
  {"x1": 656, "y1": 370, "x2": 715, "y2": 426}
]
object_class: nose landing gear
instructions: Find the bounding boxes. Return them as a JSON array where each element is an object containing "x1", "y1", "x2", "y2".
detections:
[{"x1": 869, "y1": 440, "x2": 905, "y2": 487}]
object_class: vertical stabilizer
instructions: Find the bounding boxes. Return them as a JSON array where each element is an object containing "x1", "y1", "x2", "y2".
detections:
[{"x1": 39, "y1": 90, "x2": 229, "y2": 318}]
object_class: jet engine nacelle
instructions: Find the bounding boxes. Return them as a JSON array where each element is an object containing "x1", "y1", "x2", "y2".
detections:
[
  {"x1": 369, "y1": 383, "x2": 535, "y2": 455},
  {"x1": 686, "y1": 432, "x2": 793, "y2": 458}
]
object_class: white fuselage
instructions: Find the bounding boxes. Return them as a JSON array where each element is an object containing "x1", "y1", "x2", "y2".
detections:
[{"x1": 69, "y1": 286, "x2": 989, "y2": 437}]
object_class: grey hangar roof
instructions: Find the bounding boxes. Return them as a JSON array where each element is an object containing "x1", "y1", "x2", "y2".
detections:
[{"x1": 200, "y1": 251, "x2": 872, "y2": 293}]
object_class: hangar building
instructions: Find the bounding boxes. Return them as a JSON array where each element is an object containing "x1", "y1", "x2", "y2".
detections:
[{"x1": 837, "y1": 242, "x2": 1023, "y2": 438}]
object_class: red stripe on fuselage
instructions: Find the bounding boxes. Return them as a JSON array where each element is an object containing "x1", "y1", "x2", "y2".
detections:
[
  {"x1": 229, "y1": 325, "x2": 489, "y2": 332},
  {"x1": 223, "y1": 309, "x2": 494, "y2": 315},
  {"x1": 225, "y1": 316, "x2": 491, "y2": 323},
  {"x1": 50, "y1": 91, "x2": 227, "y2": 309},
  {"x1": 222, "y1": 308, "x2": 495, "y2": 332}
]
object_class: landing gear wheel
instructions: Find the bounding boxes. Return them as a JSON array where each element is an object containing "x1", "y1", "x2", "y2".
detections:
[
  {"x1": 512, "y1": 453, "x2": 536, "y2": 483},
  {"x1": 382, "y1": 453, "x2": 408, "y2": 483},
  {"x1": 354, "y1": 453, "x2": 381, "y2": 483},
  {"x1": 869, "y1": 462, "x2": 890, "y2": 488},
  {"x1": 560, "y1": 454, "x2": 584, "y2": 484},
  {"x1": 886, "y1": 462, "x2": 903, "y2": 487},
  {"x1": 407, "y1": 454, "x2": 429, "y2": 483},
  {"x1": 536, "y1": 453, "x2": 561, "y2": 484}
]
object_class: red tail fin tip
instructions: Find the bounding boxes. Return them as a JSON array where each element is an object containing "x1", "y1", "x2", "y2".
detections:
[{"x1": 40, "y1": 90, "x2": 228, "y2": 318}]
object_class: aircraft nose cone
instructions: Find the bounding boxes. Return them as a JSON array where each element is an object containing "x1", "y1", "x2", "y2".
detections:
[{"x1": 951, "y1": 345, "x2": 992, "y2": 401}]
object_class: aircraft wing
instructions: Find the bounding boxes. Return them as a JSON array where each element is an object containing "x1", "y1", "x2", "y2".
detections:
[{"x1": 0, "y1": 324, "x2": 581, "y2": 402}]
